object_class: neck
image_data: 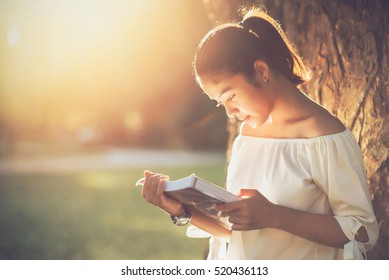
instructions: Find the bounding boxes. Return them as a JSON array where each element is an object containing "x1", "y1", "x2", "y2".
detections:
[{"x1": 267, "y1": 74, "x2": 313, "y2": 126}]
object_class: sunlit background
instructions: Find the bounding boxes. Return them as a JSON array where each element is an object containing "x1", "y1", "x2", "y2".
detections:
[
  {"x1": 0, "y1": 0, "x2": 228, "y2": 260},
  {"x1": 0, "y1": 0, "x2": 227, "y2": 157}
]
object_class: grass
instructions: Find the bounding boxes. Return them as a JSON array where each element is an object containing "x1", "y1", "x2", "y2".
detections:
[{"x1": 0, "y1": 163, "x2": 227, "y2": 260}]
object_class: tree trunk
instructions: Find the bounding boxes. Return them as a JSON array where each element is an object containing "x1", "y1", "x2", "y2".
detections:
[{"x1": 202, "y1": 0, "x2": 389, "y2": 259}]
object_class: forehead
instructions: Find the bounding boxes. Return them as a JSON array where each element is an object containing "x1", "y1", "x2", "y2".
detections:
[{"x1": 198, "y1": 74, "x2": 245, "y2": 100}]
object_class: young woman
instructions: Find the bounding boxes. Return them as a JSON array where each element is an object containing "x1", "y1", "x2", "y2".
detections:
[{"x1": 140, "y1": 7, "x2": 378, "y2": 259}]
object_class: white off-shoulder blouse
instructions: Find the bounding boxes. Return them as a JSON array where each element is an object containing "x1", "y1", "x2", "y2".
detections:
[{"x1": 204, "y1": 129, "x2": 379, "y2": 260}]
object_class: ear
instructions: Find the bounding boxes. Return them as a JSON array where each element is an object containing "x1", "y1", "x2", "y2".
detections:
[{"x1": 253, "y1": 60, "x2": 269, "y2": 81}]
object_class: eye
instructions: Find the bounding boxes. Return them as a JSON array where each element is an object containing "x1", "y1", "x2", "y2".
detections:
[
  {"x1": 226, "y1": 94, "x2": 236, "y2": 102},
  {"x1": 216, "y1": 94, "x2": 235, "y2": 108}
]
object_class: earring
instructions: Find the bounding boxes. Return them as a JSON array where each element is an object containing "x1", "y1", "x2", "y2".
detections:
[{"x1": 264, "y1": 78, "x2": 268, "y2": 83}]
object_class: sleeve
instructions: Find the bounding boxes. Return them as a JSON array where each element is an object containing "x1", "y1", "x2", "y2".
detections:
[
  {"x1": 310, "y1": 130, "x2": 379, "y2": 259},
  {"x1": 185, "y1": 226, "x2": 227, "y2": 260},
  {"x1": 186, "y1": 225, "x2": 211, "y2": 238}
]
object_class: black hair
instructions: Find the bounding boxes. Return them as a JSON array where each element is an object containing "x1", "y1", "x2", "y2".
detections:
[{"x1": 193, "y1": 7, "x2": 311, "y2": 85}]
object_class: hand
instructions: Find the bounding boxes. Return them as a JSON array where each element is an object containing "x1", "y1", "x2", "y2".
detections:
[
  {"x1": 141, "y1": 170, "x2": 184, "y2": 216},
  {"x1": 216, "y1": 189, "x2": 276, "y2": 231}
]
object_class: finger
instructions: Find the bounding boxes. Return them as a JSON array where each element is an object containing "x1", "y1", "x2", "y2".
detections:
[
  {"x1": 143, "y1": 171, "x2": 161, "y2": 184},
  {"x1": 219, "y1": 209, "x2": 240, "y2": 218},
  {"x1": 237, "y1": 188, "x2": 259, "y2": 198},
  {"x1": 143, "y1": 174, "x2": 168, "y2": 197},
  {"x1": 231, "y1": 224, "x2": 250, "y2": 231},
  {"x1": 215, "y1": 200, "x2": 243, "y2": 212},
  {"x1": 149, "y1": 174, "x2": 163, "y2": 181},
  {"x1": 144, "y1": 174, "x2": 163, "y2": 189},
  {"x1": 144, "y1": 169, "x2": 168, "y2": 178},
  {"x1": 142, "y1": 174, "x2": 161, "y2": 197},
  {"x1": 228, "y1": 215, "x2": 244, "y2": 225},
  {"x1": 142, "y1": 172, "x2": 154, "y2": 189},
  {"x1": 149, "y1": 174, "x2": 169, "y2": 184},
  {"x1": 144, "y1": 170, "x2": 169, "y2": 178},
  {"x1": 156, "y1": 178, "x2": 166, "y2": 197},
  {"x1": 142, "y1": 179, "x2": 164, "y2": 204},
  {"x1": 143, "y1": 171, "x2": 161, "y2": 182}
]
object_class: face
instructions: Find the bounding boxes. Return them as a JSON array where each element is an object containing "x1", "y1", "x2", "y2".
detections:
[{"x1": 199, "y1": 73, "x2": 273, "y2": 128}]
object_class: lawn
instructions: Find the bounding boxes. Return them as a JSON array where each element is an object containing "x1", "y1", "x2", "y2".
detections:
[{"x1": 0, "y1": 163, "x2": 227, "y2": 260}]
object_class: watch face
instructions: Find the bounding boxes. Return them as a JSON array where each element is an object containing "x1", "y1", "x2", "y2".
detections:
[
  {"x1": 175, "y1": 217, "x2": 190, "y2": 226},
  {"x1": 171, "y1": 208, "x2": 192, "y2": 226}
]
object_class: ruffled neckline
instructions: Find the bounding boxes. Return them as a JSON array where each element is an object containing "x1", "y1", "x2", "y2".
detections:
[{"x1": 237, "y1": 128, "x2": 350, "y2": 143}]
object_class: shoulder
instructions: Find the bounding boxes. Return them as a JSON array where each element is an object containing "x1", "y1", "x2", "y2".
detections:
[
  {"x1": 240, "y1": 106, "x2": 346, "y2": 139},
  {"x1": 285, "y1": 100, "x2": 346, "y2": 138},
  {"x1": 307, "y1": 105, "x2": 346, "y2": 137}
]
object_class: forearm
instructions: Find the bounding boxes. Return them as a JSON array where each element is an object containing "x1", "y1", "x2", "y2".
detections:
[
  {"x1": 217, "y1": 189, "x2": 368, "y2": 247},
  {"x1": 167, "y1": 206, "x2": 231, "y2": 242},
  {"x1": 190, "y1": 209, "x2": 231, "y2": 242},
  {"x1": 272, "y1": 204, "x2": 356, "y2": 248}
]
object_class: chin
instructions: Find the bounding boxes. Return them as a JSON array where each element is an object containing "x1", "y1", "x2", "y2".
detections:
[
  {"x1": 244, "y1": 115, "x2": 271, "y2": 128},
  {"x1": 244, "y1": 119, "x2": 258, "y2": 128}
]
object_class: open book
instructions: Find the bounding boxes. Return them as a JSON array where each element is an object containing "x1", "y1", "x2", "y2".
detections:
[{"x1": 137, "y1": 174, "x2": 240, "y2": 229}]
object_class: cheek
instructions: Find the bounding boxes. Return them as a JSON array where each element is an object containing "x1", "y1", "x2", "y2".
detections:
[
  {"x1": 254, "y1": 95, "x2": 272, "y2": 112},
  {"x1": 247, "y1": 97, "x2": 267, "y2": 113},
  {"x1": 249, "y1": 99, "x2": 272, "y2": 123}
]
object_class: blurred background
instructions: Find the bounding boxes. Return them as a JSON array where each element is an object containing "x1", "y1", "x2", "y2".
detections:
[
  {"x1": 0, "y1": 0, "x2": 228, "y2": 260},
  {"x1": 0, "y1": 0, "x2": 228, "y2": 155},
  {"x1": 1, "y1": 0, "x2": 388, "y2": 261}
]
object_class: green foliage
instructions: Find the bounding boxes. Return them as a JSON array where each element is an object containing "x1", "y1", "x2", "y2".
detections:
[{"x1": 0, "y1": 164, "x2": 226, "y2": 260}]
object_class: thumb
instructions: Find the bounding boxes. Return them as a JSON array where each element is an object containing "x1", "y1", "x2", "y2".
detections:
[
  {"x1": 237, "y1": 188, "x2": 259, "y2": 198},
  {"x1": 144, "y1": 170, "x2": 153, "y2": 176}
]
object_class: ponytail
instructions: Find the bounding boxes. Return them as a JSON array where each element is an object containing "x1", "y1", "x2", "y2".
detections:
[{"x1": 194, "y1": 7, "x2": 311, "y2": 85}]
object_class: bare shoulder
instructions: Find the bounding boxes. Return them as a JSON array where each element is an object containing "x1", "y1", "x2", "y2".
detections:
[
  {"x1": 240, "y1": 107, "x2": 346, "y2": 139},
  {"x1": 308, "y1": 105, "x2": 346, "y2": 137}
]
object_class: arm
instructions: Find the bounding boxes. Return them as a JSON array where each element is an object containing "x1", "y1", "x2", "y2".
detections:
[
  {"x1": 141, "y1": 170, "x2": 231, "y2": 241},
  {"x1": 190, "y1": 208, "x2": 231, "y2": 241},
  {"x1": 216, "y1": 189, "x2": 367, "y2": 248},
  {"x1": 272, "y1": 203, "x2": 368, "y2": 248}
]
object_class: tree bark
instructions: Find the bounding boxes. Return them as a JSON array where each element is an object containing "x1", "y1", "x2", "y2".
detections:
[{"x1": 202, "y1": 0, "x2": 389, "y2": 259}]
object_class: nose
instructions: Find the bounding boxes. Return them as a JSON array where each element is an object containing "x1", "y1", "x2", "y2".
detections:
[{"x1": 224, "y1": 103, "x2": 239, "y2": 119}]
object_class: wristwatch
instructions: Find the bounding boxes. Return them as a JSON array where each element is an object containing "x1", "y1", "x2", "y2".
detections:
[{"x1": 170, "y1": 207, "x2": 192, "y2": 226}]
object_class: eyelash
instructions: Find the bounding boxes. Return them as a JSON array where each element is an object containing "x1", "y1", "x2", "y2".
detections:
[{"x1": 216, "y1": 94, "x2": 235, "y2": 108}]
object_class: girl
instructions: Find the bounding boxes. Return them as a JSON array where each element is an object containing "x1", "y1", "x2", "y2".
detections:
[{"x1": 140, "y1": 7, "x2": 378, "y2": 259}]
